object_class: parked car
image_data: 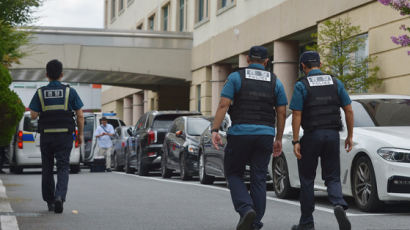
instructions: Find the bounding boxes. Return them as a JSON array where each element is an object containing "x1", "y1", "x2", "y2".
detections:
[
  {"x1": 82, "y1": 113, "x2": 125, "y2": 165},
  {"x1": 197, "y1": 115, "x2": 232, "y2": 184},
  {"x1": 269, "y1": 94, "x2": 410, "y2": 212},
  {"x1": 110, "y1": 126, "x2": 132, "y2": 171},
  {"x1": 125, "y1": 110, "x2": 201, "y2": 176},
  {"x1": 161, "y1": 116, "x2": 212, "y2": 180},
  {"x1": 8, "y1": 111, "x2": 81, "y2": 174}
]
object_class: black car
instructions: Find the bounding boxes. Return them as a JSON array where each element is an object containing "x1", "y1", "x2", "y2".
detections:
[
  {"x1": 125, "y1": 111, "x2": 201, "y2": 176},
  {"x1": 161, "y1": 116, "x2": 212, "y2": 180},
  {"x1": 197, "y1": 115, "x2": 231, "y2": 184}
]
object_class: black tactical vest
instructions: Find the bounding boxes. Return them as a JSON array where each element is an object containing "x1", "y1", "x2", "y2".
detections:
[
  {"x1": 228, "y1": 67, "x2": 277, "y2": 127},
  {"x1": 37, "y1": 84, "x2": 75, "y2": 134},
  {"x1": 300, "y1": 73, "x2": 342, "y2": 131}
]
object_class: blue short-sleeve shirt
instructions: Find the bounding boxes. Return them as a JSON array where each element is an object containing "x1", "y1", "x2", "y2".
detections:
[
  {"x1": 289, "y1": 69, "x2": 351, "y2": 111},
  {"x1": 221, "y1": 63, "x2": 288, "y2": 136},
  {"x1": 29, "y1": 81, "x2": 84, "y2": 112}
]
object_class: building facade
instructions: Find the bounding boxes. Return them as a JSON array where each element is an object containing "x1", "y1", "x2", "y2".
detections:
[{"x1": 104, "y1": 0, "x2": 410, "y2": 122}]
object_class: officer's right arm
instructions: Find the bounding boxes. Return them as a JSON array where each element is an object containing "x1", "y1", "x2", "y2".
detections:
[{"x1": 75, "y1": 109, "x2": 84, "y2": 145}]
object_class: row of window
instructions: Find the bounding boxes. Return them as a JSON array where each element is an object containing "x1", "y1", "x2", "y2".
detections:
[{"x1": 111, "y1": 0, "x2": 235, "y2": 32}]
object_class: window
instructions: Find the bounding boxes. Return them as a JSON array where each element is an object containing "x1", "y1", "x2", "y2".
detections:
[
  {"x1": 136, "y1": 23, "x2": 143, "y2": 30},
  {"x1": 179, "y1": 0, "x2": 185, "y2": 31},
  {"x1": 196, "y1": 0, "x2": 209, "y2": 23},
  {"x1": 119, "y1": 0, "x2": 124, "y2": 12},
  {"x1": 127, "y1": 0, "x2": 134, "y2": 6},
  {"x1": 217, "y1": 0, "x2": 235, "y2": 14},
  {"x1": 148, "y1": 14, "x2": 156, "y2": 30},
  {"x1": 162, "y1": 4, "x2": 169, "y2": 31},
  {"x1": 197, "y1": 85, "x2": 201, "y2": 112},
  {"x1": 111, "y1": 0, "x2": 116, "y2": 20}
]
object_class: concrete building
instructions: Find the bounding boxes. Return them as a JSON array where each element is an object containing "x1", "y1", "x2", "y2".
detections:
[{"x1": 104, "y1": 0, "x2": 410, "y2": 122}]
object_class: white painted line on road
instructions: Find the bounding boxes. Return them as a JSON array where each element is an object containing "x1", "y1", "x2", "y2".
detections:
[
  {"x1": 114, "y1": 172, "x2": 396, "y2": 217},
  {"x1": 0, "y1": 180, "x2": 19, "y2": 230}
]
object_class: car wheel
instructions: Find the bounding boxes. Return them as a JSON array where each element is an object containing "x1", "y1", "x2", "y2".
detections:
[
  {"x1": 352, "y1": 156, "x2": 383, "y2": 212},
  {"x1": 179, "y1": 153, "x2": 192, "y2": 181},
  {"x1": 199, "y1": 152, "x2": 214, "y2": 184},
  {"x1": 137, "y1": 147, "x2": 149, "y2": 176},
  {"x1": 124, "y1": 151, "x2": 135, "y2": 174},
  {"x1": 272, "y1": 154, "x2": 299, "y2": 199},
  {"x1": 161, "y1": 150, "x2": 173, "y2": 178},
  {"x1": 70, "y1": 165, "x2": 81, "y2": 174}
]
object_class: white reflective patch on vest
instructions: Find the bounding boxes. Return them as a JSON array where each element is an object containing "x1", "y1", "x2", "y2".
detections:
[
  {"x1": 307, "y1": 75, "x2": 334, "y2": 87},
  {"x1": 43, "y1": 89, "x2": 64, "y2": 99},
  {"x1": 245, "y1": 69, "x2": 271, "y2": 82}
]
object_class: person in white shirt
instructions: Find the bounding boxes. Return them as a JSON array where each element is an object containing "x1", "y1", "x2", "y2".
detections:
[{"x1": 94, "y1": 117, "x2": 115, "y2": 172}]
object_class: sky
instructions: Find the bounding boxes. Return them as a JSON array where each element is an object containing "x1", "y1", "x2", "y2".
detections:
[{"x1": 33, "y1": 0, "x2": 104, "y2": 28}]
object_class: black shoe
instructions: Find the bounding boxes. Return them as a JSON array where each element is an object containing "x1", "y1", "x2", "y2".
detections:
[
  {"x1": 47, "y1": 202, "x2": 55, "y2": 212},
  {"x1": 237, "y1": 209, "x2": 256, "y2": 230},
  {"x1": 334, "y1": 205, "x2": 351, "y2": 230},
  {"x1": 0, "y1": 169, "x2": 6, "y2": 174},
  {"x1": 291, "y1": 223, "x2": 315, "y2": 230},
  {"x1": 54, "y1": 197, "x2": 63, "y2": 214},
  {"x1": 106, "y1": 168, "x2": 112, "y2": 172}
]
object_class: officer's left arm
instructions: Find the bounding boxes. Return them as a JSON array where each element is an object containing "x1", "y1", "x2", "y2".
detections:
[{"x1": 29, "y1": 91, "x2": 41, "y2": 120}]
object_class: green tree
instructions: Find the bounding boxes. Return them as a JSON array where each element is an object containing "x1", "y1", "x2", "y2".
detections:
[
  {"x1": 308, "y1": 17, "x2": 382, "y2": 93},
  {"x1": 0, "y1": 0, "x2": 42, "y2": 147}
]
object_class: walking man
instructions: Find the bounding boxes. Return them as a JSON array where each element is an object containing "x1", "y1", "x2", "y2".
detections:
[
  {"x1": 94, "y1": 117, "x2": 114, "y2": 172},
  {"x1": 212, "y1": 46, "x2": 287, "y2": 230},
  {"x1": 29, "y1": 59, "x2": 84, "y2": 213},
  {"x1": 290, "y1": 51, "x2": 354, "y2": 230}
]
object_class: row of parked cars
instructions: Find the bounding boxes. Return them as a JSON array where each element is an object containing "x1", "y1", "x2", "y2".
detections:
[{"x1": 8, "y1": 95, "x2": 410, "y2": 212}]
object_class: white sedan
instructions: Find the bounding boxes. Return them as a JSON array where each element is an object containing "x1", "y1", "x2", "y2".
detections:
[{"x1": 269, "y1": 94, "x2": 410, "y2": 212}]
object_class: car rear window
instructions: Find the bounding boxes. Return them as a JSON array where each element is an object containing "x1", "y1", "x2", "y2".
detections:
[
  {"x1": 23, "y1": 116, "x2": 38, "y2": 132},
  {"x1": 152, "y1": 114, "x2": 187, "y2": 129},
  {"x1": 187, "y1": 118, "x2": 211, "y2": 136}
]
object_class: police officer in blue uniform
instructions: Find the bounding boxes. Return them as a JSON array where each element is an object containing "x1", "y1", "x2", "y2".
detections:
[
  {"x1": 212, "y1": 46, "x2": 287, "y2": 230},
  {"x1": 290, "y1": 51, "x2": 354, "y2": 230},
  {"x1": 29, "y1": 59, "x2": 84, "y2": 213}
]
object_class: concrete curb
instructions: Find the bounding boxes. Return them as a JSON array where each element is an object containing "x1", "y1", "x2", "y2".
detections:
[{"x1": 0, "y1": 179, "x2": 19, "y2": 230}]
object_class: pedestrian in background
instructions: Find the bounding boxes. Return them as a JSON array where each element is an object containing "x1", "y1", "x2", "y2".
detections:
[
  {"x1": 290, "y1": 51, "x2": 354, "y2": 230},
  {"x1": 29, "y1": 59, "x2": 84, "y2": 213},
  {"x1": 212, "y1": 46, "x2": 287, "y2": 230},
  {"x1": 94, "y1": 117, "x2": 114, "y2": 172}
]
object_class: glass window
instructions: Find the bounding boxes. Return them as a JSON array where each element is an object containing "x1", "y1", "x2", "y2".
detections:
[
  {"x1": 179, "y1": 0, "x2": 185, "y2": 32},
  {"x1": 152, "y1": 115, "x2": 183, "y2": 130},
  {"x1": 148, "y1": 14, "x2": 155, "y2": 30},
  {"x1": 175, "y1": 118, "x2": 185, "y2": 132},
  {"x1": 162, "y1": 4, "x2": 169, "y2": 31},
  {"x1": 111, "y1": 0, "x2": 116, "y2": 19},
  {"x1": 354, "y1": 99, "x2": 410, "y2": 126},
  {"x1": 351, "y1": 101, "x2": 375, "y2": 127},
  {"x1": 137, "y1": 23, "x2": 143, "y2": 30},
  {"x1": 119, "y1": 0, "x2": 124, "y2": 11},
  {"x1": 187, "y1": 118, "x2": 211, "y2": 136},
  {"x1": 198, "y1": 0, "x2": 204, "y2": 22},
  {"x1": 23, "y1": 115, "x2": 38, "y2": 132},
  {"x1": 197, "y1": 85, "x2": 201, "y2": 112}
]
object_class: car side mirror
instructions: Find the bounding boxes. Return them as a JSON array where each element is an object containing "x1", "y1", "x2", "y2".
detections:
[
  {"x1": 127, "y1": 127, "x2": 133, "y2": 136},
  {"x1": 176, "y1": 130, "x2": 183, "y2": 137}
]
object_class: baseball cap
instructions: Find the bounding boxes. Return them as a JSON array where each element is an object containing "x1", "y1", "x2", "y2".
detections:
[
  {"x1": 249, "y1": 46, "x2": 268, "y2": 60},
  {"x1": 299, "y1": 51, "x2": 320, "y2": 64}
]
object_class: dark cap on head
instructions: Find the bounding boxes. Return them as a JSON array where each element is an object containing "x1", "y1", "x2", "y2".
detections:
[
  {"x1": 101, "y1": 117, "x2": 108, "y2": 121},
  {"x1": 249, "y1": 46, "x2": 268, "y2": 60},
  {"x1": 299, "y1": 51, "x2": 321, "y2": 72}
]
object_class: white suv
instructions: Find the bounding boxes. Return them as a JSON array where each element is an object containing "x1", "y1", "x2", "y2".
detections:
[{"x1": 8, "y1": 111, "x2": 81, "y2": 174}]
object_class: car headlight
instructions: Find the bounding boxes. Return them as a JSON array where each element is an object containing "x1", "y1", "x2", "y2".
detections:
[
  {"x1": 377, "y1": 148, "x2": 410, "y2": 163},
  {"x1": 188, "y1": 145, "x2": 199, "y2": 153}
]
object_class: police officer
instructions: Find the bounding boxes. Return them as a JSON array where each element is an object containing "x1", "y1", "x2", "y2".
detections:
[
  {"x1": 290, "y1": 51, "x2": 354, "y2": 230},
  {"x1": 212, "y1": 46, "x2": 287, "y2": 230},
  {"x1": 29, "y1": 59, "x2": 84, "y2": 214}
]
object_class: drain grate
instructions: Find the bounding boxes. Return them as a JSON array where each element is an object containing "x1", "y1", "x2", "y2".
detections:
[{"x1": 0, "y1": 212, "x2": 41, "y2": 217}]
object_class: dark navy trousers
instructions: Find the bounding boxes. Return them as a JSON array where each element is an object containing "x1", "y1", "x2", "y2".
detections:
[
  {"x1": 224, "y1": 135, "x2": 273, "y2": 229},
  {"x1": 40, "y1": 133, "x2": 73, "y2": 203},
  {"x1": 298, "y1": 129, "x2": 348, "y2": 225}
]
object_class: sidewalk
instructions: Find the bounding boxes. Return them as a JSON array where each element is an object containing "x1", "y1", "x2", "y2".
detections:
[{"x1": 0, "y1": 178, "x2": 20, "y2": 230}]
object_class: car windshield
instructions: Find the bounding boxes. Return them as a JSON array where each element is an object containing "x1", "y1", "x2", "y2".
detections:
[
  {"x1": 152, "y1": 115, "x2": 184, "y2": 129},
  {"x1": 353, "y1": 99, "x2": 410, "y2": 127},
  {"x1": 23, "y1": 115, "x2": 38, "y2": 132},
  {"x1": 187, "y1": 118, "x2": 211, "y2": 136}
]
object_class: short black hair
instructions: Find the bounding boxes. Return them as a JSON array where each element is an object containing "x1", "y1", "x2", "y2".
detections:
[
  {"x1": 303, "y1": 61, "x2": 321, "y2": 69},
  {"x1": 46, "y1": 59, "x2": 63, "y2": 80}
]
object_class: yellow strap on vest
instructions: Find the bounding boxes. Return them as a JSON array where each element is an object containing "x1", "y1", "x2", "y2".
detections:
[
  {"x1": 38, "y1": 87, "x2": 70, "y2": 111},
  {"x1": 43, "y1": 128, "x2": 69, "y2": 133}
]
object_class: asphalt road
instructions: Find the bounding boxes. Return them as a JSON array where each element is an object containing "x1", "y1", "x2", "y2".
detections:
[{"x1": 1, "y1": 169, "x2": 409, "y2": 230}]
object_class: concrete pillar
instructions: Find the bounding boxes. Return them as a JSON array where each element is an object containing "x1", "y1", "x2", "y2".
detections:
[
  {"x1": 273, "y1": 41, "x2": 299, "y2": 102},
  {"x1": 143, "y1": 90, "x2": 149, "y2": 113},
  {"x1": 239, "y1": 54, "x2": 248, "y2": 68},
  {"x1": 123, "y1": 97, "x2": 133, "y2": 126},
  {"x1": 133, "y1": 93, "x2": 144, "y2": 125},
  {"x1": 211, "y1": 64, "x2": 231, "y2": 115}
]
